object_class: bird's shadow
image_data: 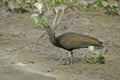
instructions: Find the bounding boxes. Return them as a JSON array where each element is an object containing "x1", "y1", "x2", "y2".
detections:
[{"x1": 49, "y1": 57, "x2": 83, "y2": 63}]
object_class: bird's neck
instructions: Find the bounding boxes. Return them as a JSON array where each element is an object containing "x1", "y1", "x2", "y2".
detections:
[
  {"x1": 48, "y1": 34, "x2": 56, "y2": 45},
  {"x1": 45, "y1": 28, "x2": 57, "y2": 46}
]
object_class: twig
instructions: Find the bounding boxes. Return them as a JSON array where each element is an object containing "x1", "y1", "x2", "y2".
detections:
[
  {"x1": 53, "y1": 13, "x2": 58, "y2": 27},
  {"x1": 52, "y1": 6, "x2": 60, "y2": 27},
  {"x1": 32, "y1": 32, "x2": 46, "y2": 50},
  {"x1": 54, "y1": 5, "x2": 67, "y2": 29},
  {"x1": 56, "y1": 9, "x2": 65, "y2": 26}
]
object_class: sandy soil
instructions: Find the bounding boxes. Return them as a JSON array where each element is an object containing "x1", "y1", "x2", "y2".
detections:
[{"x1": 0, "y1": 9, "x2": 120, "y2": 80}]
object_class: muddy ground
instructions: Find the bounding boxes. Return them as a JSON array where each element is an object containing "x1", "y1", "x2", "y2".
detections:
[{"x1": 0, "y1": 8, "x2": 120, "y2": 80}]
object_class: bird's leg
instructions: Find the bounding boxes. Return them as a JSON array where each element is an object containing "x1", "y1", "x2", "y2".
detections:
[
  {"x1": 66, "y1": 50, "x2": 73, "y2": 64},
  {"x1": 70, "y1": 51, "x2": 74, "y2": 64},
  {"x1": 59, "y1": 50, "x2": 74, "y2": 65}
]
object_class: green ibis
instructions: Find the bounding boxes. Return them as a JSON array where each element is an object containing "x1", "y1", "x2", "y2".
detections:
[{"x1": 44, "y1": 25, "x2": 103, "y2": 64}]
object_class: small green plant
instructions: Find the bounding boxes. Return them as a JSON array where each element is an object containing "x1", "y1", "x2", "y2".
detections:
[
  {"x1": 31, "y1": 13, "x2": 39, "y2": 25},
  {"x1": 3, "y1": 0, "x2": 10, "y2": 7},
  {"x1": 31, "y1": 2, "x2": 48, "y2": 27},
  {"x1": 102, "y1": 1, "x2": 119, "y2": 15},
  {"x1": 82, "y1": 46, "x2": 105, "y2": 64},
  {"x1": 28, "y1": 0, "x2": 42, "y2": 8},
  {"x1": 93, "y1": 0, "x2": 104, "y2": 10},
  {"x1": 55, "y1": 0, "x2": 63, "y2": 4},
  {"x1": 46, "y1": 0, "x2": 64, "y2": 10},
  {"x1": 79, "y1": 0, "x2": 88, "y2": 11},
  {"x1": 93, "y1": 0, "x2": 119, "y2": 15},
  {"x1": 31, "y1": 1, "x2": 66, "y2": 28},
  {"x1": 2, "y1": 0, "x2": 42, "y2": 13}
]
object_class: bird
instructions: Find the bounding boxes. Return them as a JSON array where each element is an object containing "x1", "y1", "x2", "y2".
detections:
[{"x1": 44, "y1": 24, "x2": 103, "y2": 64}]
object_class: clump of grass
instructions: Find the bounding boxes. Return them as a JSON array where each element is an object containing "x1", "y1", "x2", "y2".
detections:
[
  {"x1": 82, "y1": 46, "x2": 106, "y2": 64},
  {"x1": 31, "y1": 2, "x2": 48, "y2": 26},
  {"x1": 2, "y1": 0, "x2": 119, "y2": 16},
  {"x1": 93, "y1": 0, "x2": 119, "y2": 15},
  {"x1": 79, "y1": 0, "x2": 88, "y2": 11},
  {"x1": 2, "y1": 0, "x2": 42, "y2": 13}
]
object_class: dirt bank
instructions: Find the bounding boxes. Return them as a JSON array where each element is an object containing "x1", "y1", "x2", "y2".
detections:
[{"x1": 0, "y1": 10, "x2": 120, "y2": 80}]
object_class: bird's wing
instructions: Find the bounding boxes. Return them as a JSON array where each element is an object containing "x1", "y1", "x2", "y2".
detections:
[
  {"x1": 56, "y1": 33, "x2": 89, "y2": 49},
  {"x1": 56, "y1": 32, "x2": 102, "y2": 49}
]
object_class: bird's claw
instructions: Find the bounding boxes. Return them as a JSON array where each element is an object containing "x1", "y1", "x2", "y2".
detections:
[{"x1": 59, "y1": 58, "x2": 73, "y2": 65}]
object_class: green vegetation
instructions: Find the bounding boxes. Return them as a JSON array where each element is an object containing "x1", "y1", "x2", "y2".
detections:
[
  {"x1": 79, "y1": 0, "x2": 88, "y2": 11},
  {"x1": 82, "y1": 50, "x2": 105, "y2": 64},
  {"x1": 2, "y1": 0, "x2": 42, "y2": 13},
  {"x1": 94, "y1": 0, "x2": 119, "y2": 15},
  {"x1": 31, "y1": 2, "x2": 47, "y2": 27},
  {"x1": 1, "y1": 0, "x2": 119, "y2": 15},
  {"x1": 82, "y1": 46, "x2": 106, "y2": 64}
]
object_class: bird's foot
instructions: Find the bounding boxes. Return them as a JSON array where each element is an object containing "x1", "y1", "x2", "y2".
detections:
[{"x1": 59, "y1": 58, "x2": 73, "y2": 65}]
